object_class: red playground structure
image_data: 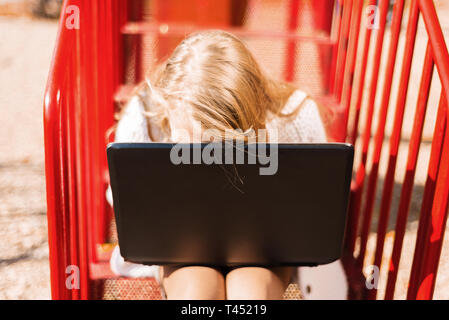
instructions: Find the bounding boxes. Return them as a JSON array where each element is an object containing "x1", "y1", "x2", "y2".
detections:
[{"x1": 44, "y1": 0, "x2": 449, "y2": 299}]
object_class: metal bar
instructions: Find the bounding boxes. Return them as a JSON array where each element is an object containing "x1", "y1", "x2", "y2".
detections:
[
  {"x1": 349, "y1": 0, "x2": 377, "y2": 146},
  {"x1": 401, "y1": 93, "x2": 446, "y2": 299},
  {"x1": 128, "y1": 0, "x2": 144, "y2": 82},
  {"x1": 67, "y1": 68, "x2": 81, "y2": 300},
  {"x1": 345, "y1": 0, "x2": 389, "y2": 256},
  {"x1": 342, "y1": 0, "x2": 377, "y2": 252},
  {"x1": 338, "y1": 0, "x2": 364, "y2": 142},
  {"x1": 383, "y1": 42, "x2": 434, "y2": 300},
  {"x1": 310, "y1": 0, "x2": 336, "y2": 93},
  {"x1": 97, "y1": 0, "x2": 113, "y2": 246},
  {"x1": 358, "y1": 1, "x2": 416, "y2": 265},
  {"x1": 122, "y1": 21, "x2": 337, "y2": 44},
  {"x1": 418, "y1": 0, "x2": 449, "y2": 102},
  {"x1": 406, "y1": 0, "x2": 449, "y2": 300},
  {"x1": 44, "y1": 89, "x2": 68, "y2": 299},
  {"x1": 407, "y1": 93, "x2": 447, "y2": 299},
  {"x1": 82, "y1": 0, "x2": 98, "y2": 267},
  {"x1": 44, "y1": 0, "x2": 78, "y2": 300},
  {"x1": 77, "y1": 0, "x2": 94, "y2": 298},
  {"x1": 310, "y1": 0, "x2": 335, "y2": 34},
  {"x1": 60, "y1": 93, "x2": 73, "y2": 299},
  {"x1": 415, "y1": 107, "x2": 449, "y2": 300},
  {"x1": 334, "y1": 0, "x2": 354, "y2": 102},
  {"x1": 329, "y1": 0, "x2": 344, "y2": 94},
  {"x1": 285, "y1": 0, "x2": 301, "y2": 82}
]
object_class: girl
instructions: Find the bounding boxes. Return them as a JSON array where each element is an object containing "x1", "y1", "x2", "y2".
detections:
[{"x1": 109, "y1": 30, "x2": 328, "y2": 300}]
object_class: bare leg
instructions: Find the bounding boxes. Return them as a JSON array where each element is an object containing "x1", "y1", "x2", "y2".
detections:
[
  {"x1": 161, "y1": 266, "x2": 226, "y2": 300},
  {"x1": 226, "y1": 267, "x2": 293, "y2": 300}
]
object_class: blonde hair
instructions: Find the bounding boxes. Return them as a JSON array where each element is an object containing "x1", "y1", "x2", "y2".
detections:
[{"x1": 124, "y1": 30, "x2": 302, "y2": 142}]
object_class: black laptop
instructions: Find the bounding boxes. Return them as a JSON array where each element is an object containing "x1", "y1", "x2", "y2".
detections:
[{"x1": 107, "y1": 143, "x2": 354, "y2": 267}]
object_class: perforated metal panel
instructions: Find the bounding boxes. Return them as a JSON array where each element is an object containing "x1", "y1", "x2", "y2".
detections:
[
  {"x1": 91, "y1": 278, "x2": 163, "y2": 300},
  {"x1": 91, "y1": 278, "x2": 302, "y2": 300},
  {"x1": 282, "y1": 284, "x2": 304, "y2": 300}
]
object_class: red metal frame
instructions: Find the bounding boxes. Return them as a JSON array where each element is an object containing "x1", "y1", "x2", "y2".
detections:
[
  {"x1": 410, "y1": 0, "x2": 449, "y2": 299},
  {"x1": 44, "y1": 0, "x2": 127, "y2": 299},
  {"x1": 44, "y1": 0, "x2": 449, "y2": 300},
  {"x1": 333, "y1": 0, "x2": 353, "y2": 101},
  {"x1": 344, "y1": 0, "x2": 391, "y2": 258},
  {"x1": 342, "y1": 0, "x2": 449, "y2": 300},
  {"x1": 348, "y1": 0, "x2": 376, "y2": 146},
  {"x1": 387, "y1": 42, "x2": 436, "y2": 300}
]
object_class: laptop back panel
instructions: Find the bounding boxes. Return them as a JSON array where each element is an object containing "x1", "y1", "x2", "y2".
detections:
[{"x1": 107, "y1": 143, "x2": 354, "y2": 266}]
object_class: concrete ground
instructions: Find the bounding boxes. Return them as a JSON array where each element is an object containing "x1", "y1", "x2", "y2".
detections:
[{"x1": 0, "y1": 15, "x2": 57, "y2": 299}]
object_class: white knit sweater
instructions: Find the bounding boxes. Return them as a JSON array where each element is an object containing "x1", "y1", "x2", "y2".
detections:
[
  {"x1": 115, "y1": 90, "x2": 327, "y2": 144},
  {"x1": 109, "y1": 89, "x2": 328, "y2": 284}
]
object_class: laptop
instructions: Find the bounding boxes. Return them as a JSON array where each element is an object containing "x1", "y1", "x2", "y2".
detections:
[{"x1": 107, "y1": 143, "x2": 354, "y2": 267}]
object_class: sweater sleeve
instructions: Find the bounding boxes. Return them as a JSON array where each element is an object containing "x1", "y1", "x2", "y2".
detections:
[
  {"x1": 106, "y1": 96, "x2": 152, "y2": 207},
  {"x1": 115, "y1": 96, "x2": 152, "y2": 143}
]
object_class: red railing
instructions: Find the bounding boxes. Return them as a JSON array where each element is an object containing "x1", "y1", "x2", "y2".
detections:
[
  {"x1": 44, "y1": 0, "x2": 127, "y2": 299},
  {"x1": 44, "y1": 0, "x2": 449, "y2": 300}
]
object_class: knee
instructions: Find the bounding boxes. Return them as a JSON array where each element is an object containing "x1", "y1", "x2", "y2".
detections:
[
  {"x1": 226, "y1": 267, "x2": 291, "y2": 300},
  {"x1": 162, "y1": 266, "x2": 225, "y2": 300}
]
